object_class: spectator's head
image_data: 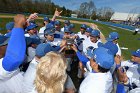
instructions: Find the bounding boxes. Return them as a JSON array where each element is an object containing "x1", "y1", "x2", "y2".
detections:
[
  {"x1": 107, "y1": 32, "x2": 119, "y2": 44},
  {"x1": 90, "y1": 30, "x2": 100, "y2": 43},
  {"x1": 5, "y1": 22, "x2": 14, "y2": 32},
  {"x1": 80, "y1": 24, "x2": 87, "y2": 34},
  {"x1": 87, "y1": 47, "x2": 114, "y2": 73},
  {"x1": 131, "y1": 49, "x2": 140, "y2": 63},
  {"x1": 35, "y1": 52, "x2": 67, "y2": 93},
  {"x1": 0, "y1": 36, "x2": 9, "y2": 58},
  {"x1": 43, "y1": 17, "x2": 50, "y2": 25}
]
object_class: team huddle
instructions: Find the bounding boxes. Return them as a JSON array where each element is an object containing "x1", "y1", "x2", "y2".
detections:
[{"x1": 0, "y1": 9, "x2": 140, "y2": 93}]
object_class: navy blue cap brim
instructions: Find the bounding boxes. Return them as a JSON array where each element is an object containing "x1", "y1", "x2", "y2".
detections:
[
  {"x1": 90, "y1": 35, "x2": 98, "y2": 37},
  {"x1": 106, "y1": 38, "x2": 114, "y2": 41},
  {"x1": 64, "y1": 31, "x2": 71, "y2": 33},
  {"x1": 80, "y1": 27, "x2": 86, "y2": 29},
  {"x1": 48, "y1": 33, "x2": 55, "y2": 35},
  {"x1": 26, "y1": 24, "x2": 38, "y2": 31},
  {"x1": 30, "y1": 25, "x2": 38, "y2": 29}
]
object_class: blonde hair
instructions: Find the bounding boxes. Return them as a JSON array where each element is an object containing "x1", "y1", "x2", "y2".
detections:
[{"x1": 34, "y1": 51, "x2": 67, "y2": 93}]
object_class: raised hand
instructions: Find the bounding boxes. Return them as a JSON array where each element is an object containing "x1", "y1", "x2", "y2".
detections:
[
  {"x1": 60, "y1": 39, "x2": 67, "y2": 48},
  {"x1": 91, "y1": 23, "x2": 98, "y2": 30},
  {"x1": 28, "y1": 13, "x2": 38, "y2": 21},
  {"x1": 14, "y1": 14, "x2": 26, "y2": 28},
  {"x1": 54, "y1": 8, "x2": 63, "y2": 17},
  {"x1": 115, "y1": 55, "x2": 122, "y2": 65},
  {"x1": 71, "y1": 44, "x2": 78, "y2": 52},
  {"x1": 117, "y1": 67, "x2": 128, "y2": 84}
]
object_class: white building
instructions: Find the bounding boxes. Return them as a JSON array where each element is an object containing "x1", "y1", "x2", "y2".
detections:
[
  {"x1": 71, "y1": 14, "x2": 78, "y2": 18},
  {"x1": 110, "y1": 12, "x2": 139, "y2": 22}
]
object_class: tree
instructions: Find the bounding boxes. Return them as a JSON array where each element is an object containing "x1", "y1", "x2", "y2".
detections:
[
  {"x1": 97, "y1": 7, "x2": 114, "y2": 21},
  {"x1": 79, "y1": 1, "x2": 96, "y2": 18}
]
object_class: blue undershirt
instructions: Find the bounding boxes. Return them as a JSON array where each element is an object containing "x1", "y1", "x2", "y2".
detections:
[{"x1": 2, "y1": 28, "x2": 26, "y2": 71}]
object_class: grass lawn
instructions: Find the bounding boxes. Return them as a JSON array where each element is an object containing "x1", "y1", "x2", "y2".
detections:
[{"x1": 0, "y1": 17, "x2": 140, "y2": 60}]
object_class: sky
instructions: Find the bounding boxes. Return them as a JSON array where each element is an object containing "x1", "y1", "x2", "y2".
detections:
[{"x1": 52, "y1": 0, "x2": 140, "y2": 13}]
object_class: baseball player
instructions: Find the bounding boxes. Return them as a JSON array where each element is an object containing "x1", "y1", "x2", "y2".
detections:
[
  {"x1": 4, "y1": 22, "x2": 14, "y2": 37},
  {"x1": 82, "y1": 29, "x2": 101, "y2": 56},
  {"x1": 116, "y1": 49, "x2": 140, "y2": 93},
  {"x1": 84, "y1": 27, "x2": 93, "y2": 39},
  {"x1": 54, "y1": 20, "x2": 62, "y2": 33},
  {"x1": 61, "y1": 20, "x2": 71, "y2": 32},
  {"x1": 71, "y1": 45, "x2": 114, "y2": 93},
  {"x1": 0, "y1": 14, "x2": 26, "y2": 93},
  {"x1": 26, "y1": 37, "x2": 41, "y2": 63},
  {"x1": 39, "y1": 8, "x2": 62, "y2": 40},
  {"x1": 24, "y1": 23, "x2": 39, "y2": 38},
  {"x1": 77, "y1": 24, "x2": 87, "y2": 40},
  {"x1": 106, "y1": 32, "x2": 121, "y2": 56},
  {"x1": 44, "y1": 23, "x2": 63, "y2": 46}
]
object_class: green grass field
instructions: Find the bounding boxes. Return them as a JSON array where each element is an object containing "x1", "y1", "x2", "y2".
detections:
[{"x1": 0, "y1": 17, "x2": 140, "y2": 60}]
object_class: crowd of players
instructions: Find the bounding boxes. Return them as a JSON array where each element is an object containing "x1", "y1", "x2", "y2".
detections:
[{"x1": 0, "y1": 9, "x2": 140, "y2": 93}]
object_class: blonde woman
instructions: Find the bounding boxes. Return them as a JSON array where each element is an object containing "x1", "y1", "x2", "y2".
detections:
[{"x1": 34, "y1": 51, "x2": 67, "y2": 93}]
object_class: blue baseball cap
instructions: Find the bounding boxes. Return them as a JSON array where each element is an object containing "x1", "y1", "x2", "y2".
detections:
[
  {"x1": 25, "y1": 37, "x2": 41, "y2": 46},
  {"x1": 0, "y1": 35, "x2": 9, "y2": 46},
  {"x1": 44, "y1": 17, "x2": 50, "y2": 21},
  {"x1": 25, "y1": 24, "x2": 38, "y2": 31},
  {"x1": 86, "y1": 27, "x2": 93, "y2": 33},
  {"x1": 6, "y1": 22, "x2": 14, "y2": 30},
  {"x1": 64, "y1": 20, "x2": 70, "y2": 25},
  {"x1": 30, "y1": 34, "x2": 40, "y2": 40},
  {"x1": 44, "y1": 29, "x2": 55, "y2": 35},
  {"x1": 46, "y1": 23, "x2": 55, "y2": 30},
  {"x1": 29, "y1": 20, "x2": 36, "y2": 25},
  {"x1": 54, "y1": 20, "x2": 61, "y2": 26},
  {"x1": 25, "y1": 37, "x2": 33, "y2": 46},
  {"x1": 64, "y1": 26, "x2": 71, "y2": 33},
  {"x1": 5, "y1": 32, "x2": 12, "y2": 37},
  {"x1": 90, "y1": 30, "x2": 100, "y2": 37},
  {"x1": 93, "y1": 47, "x2": 114, "y2": 69},
  {"x1": 69, "y1": 24, "x2": 75, "y2": 29},
  {"x1": 86, "y1": 46, "x2": 96, "y2": 58},
  {"x1": 131, "y1": 49, "x2": 140, "y2": 57},
  {"x1": 107, "y1": 32, "x2": 119, "y2": 41},
  {"x1": 35, "y1": 43, "x2": 54, "y2": 57},
  {"x1": 99, "y1": 41, "x2": 118, "y2": 55},
  {"x1": 81, "y1": 24, "x2": 87, "y2": 29}
]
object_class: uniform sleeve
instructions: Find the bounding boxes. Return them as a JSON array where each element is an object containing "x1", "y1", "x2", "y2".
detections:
[
  {"x1": 23, "y1": 59, "x2": 38, "y2": 93},
  {"x1": 50, "y1": 21, "x2": 55, "y2": 25},
  {"x1": 116, "y1": 43, "x2": 121, "y2": 56},
  {"x1": 76, "y1": 51, "x2": 89, "y2": 66},
  {"x1": 2, "y1": 28, "x2": 26, "y2": 71},
  {"x1": 52, "y1": 46, "x2": 61, "y2": 51}
]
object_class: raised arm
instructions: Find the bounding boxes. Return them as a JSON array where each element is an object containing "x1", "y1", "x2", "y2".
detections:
[
  {"x1": 51, "y1": 8, "x2": 62, "y2": 21},
  {"x1": 71, "y1": 44, "x2": 89, "y2": 66},
  {"x1": 2, "y1": 14, "x2": 26, "y2": 71}
]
